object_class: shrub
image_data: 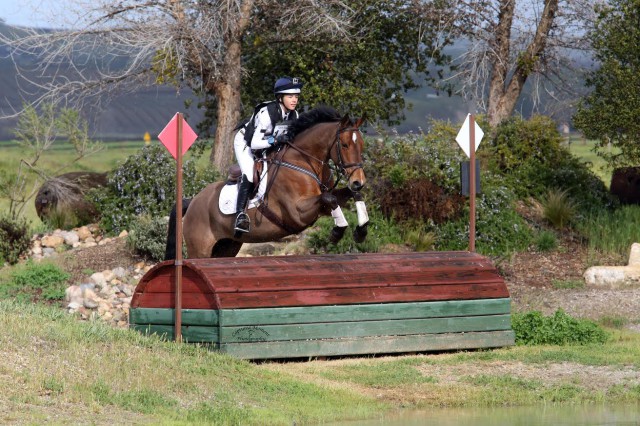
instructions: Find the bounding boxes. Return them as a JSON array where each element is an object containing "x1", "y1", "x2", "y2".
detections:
[
  {"x1": 540, "y1": 188, "x2": 576, "y2": 229},
  {"x1": 306, "y1": 207, "x2": 404, "y2": 254},
  {"x1": 486, "y1": 115, "x2": 612, "y2": 216},
  {"x1": 512, "y1": 309, "x2": 608, "y2": 345},
  {"x1": 89, "y1": 144, "x2": 219, "y2": 235},
  {"x1": 0, "y1": 261, "x2": 70, "y2": 302},
  {"x1": 127, "y1": 215, "x2": 175, "y2": 262},
  {"x1": 0, "y1": 215, "x2": 31, "y2": 265},
  {"x1": 365, "y1": 122, "x2": 466, "y2": 225},
  {"x1": 534, "y1": 230, "x2": 558, "y2": 252},
  {"x1": 435, "y1": 178, "x2": 533, "y2": 256}
]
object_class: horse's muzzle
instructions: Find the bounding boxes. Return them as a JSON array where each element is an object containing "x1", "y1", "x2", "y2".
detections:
[{"x1": 350, "y1": 180, "x2": 364, "y2": 192}]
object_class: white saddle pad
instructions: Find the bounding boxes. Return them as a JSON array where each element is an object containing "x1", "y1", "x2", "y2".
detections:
[{"x1": 218, "y1": 163, "x2": 269, "y2": 215}]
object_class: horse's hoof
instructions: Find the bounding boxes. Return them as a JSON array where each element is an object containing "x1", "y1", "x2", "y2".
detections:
[
  {"x1": 353, "y1": 222, "x2": 368, "y2": 243},
  {"x1": 329, "y1": 226, "x2": 347, "y2": 244}
]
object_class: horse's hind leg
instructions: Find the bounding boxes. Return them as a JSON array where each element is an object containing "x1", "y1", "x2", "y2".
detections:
[{"x1": 165, "y1": 198, "x2": 192, "y2": 260}]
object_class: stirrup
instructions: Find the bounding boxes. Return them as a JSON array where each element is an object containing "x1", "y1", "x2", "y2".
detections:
[{"x1": 234, "y1": 212, "x2": 250, "y2": 233}]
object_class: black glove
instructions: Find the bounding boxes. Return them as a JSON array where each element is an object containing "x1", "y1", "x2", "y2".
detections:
[{"x1": 275, "y1": 133, "x2": 291, "y2": 144}]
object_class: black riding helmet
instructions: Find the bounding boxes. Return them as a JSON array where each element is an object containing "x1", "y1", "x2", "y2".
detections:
[{"x1": 274, "y1": 77, "x2": 303, "y2": 95}]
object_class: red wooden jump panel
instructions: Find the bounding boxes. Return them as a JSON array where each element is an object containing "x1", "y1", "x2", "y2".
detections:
[{"x1": 131, "y1": 251, "x2": 509, "y2": 310}]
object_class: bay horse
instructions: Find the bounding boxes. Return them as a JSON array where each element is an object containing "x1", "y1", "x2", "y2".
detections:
[{"x1": 165, "y1": 106, "x2": 368, "y2": 259}]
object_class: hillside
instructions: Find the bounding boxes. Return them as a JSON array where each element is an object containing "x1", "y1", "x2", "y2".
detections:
[{"x1": 0, "y1": 21, "x2": 586, "y2": 140}]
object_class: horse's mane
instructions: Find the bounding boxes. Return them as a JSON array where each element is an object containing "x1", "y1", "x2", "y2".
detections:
[{"x1": 289, "y1": 106, "x2": 342, "y2": 139}]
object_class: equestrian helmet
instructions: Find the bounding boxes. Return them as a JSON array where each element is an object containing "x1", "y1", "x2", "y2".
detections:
[{"x1": 274, "y1": 77, "x2": 303, "y2": 95}]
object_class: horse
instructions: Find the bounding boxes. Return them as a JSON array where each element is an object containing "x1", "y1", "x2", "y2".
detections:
[{"x1": 165, "y1": 106, "x2": 369, "y2": 259}]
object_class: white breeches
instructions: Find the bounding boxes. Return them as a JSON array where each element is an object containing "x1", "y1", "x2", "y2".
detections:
[{"x1": 234, "y1": 130, "x2": 255, "y2": 183}]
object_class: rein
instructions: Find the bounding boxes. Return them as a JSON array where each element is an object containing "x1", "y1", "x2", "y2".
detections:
[
  {"x1": 257, "y1": 120, "x2": 364, "y2": 234},
  {"x1": 267, "y1": 123, "x2": 365, "y2": 192}
]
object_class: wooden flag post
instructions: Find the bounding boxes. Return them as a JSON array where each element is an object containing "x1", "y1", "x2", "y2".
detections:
[
  {"x1": 174, "y1": 113, "x2": 184, "y2": 342},
  {"x1": 455, "y1": 113, "x2": 484, "y2": 253},
  {"x1": 469, "y1": 114, "x2": 476, "y2": 252},
  {"x1": 158, "y1": 112, "x2": 198, "y2": 343}
]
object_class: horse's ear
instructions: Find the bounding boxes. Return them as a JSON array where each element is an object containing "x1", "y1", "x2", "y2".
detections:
[
  {"x1": 340, "y1": 114, "x2": 351, "y2": 127},
  {"x1": 355, "y1": 115, "x2": 366, "y2": 128}
]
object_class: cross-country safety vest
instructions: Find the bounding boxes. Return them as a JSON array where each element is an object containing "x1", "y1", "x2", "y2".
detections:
[{"x1": 239, "y1": 101, "x2": 299, "y2": 146}]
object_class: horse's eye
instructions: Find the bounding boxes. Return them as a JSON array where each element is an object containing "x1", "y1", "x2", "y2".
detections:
[{"x1": 341, "y1": 143, "x2": 349, "y2": 149}]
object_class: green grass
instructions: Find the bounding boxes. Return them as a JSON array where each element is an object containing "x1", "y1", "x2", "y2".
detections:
[
  {"x1": 578, "y1": 205, "x2": 640, "y2": 261},
  {"x1": 565, "y1": 136, "x2": 615, "y2": 187},
  {"x1": 0, "y1": 300, "x2": 383, "y2": 425},
  {"x1": 0, "y1": 140, "x2": 208, "y2": 226}
]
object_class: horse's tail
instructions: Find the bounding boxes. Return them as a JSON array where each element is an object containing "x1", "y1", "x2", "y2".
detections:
[{"x1": 164, "y1": 198, "x2": 192, "y2": 260}]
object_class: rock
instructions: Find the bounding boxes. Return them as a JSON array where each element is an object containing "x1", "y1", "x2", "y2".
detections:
[
  {"x1": 63, "y1": 231, "x2": 80, "y2": 246},
  {"x1": 83, "y1": 299, "x2": 99, "y2": 309},
  {"x1": 584, "y1": 243, "x2": 640, "y2": 288},
  {"x1": 102, "y1": 270, "x2": 116, "y2": 282},
  {"x1": 67, "y1": 301, "x2": 82, "y2": 311},
  {"x1": 90, "y1": 272, "x2": 107, "y2": 288},
  {"x1": 41, "y1": 235, "x2": 65, "y2": 248},
  {"x1": 76, "y1": 226, "x2": 92, "y2": 241},
  {"x1": 112, "y1": 267, "x2": 127, "y2": 278},
  {"x1": 34, "y1": 171, "x2": 107, "y2": 228},
  {"x1": 65, "y1": 285, "x2": 83, "y2": 304}
]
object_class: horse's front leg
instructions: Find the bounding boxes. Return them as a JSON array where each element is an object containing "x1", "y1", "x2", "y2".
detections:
[
  {"x1": 352, "y1": 191, "x2": 369, "y2": 243},
  {"x1": 320, "y1": 192, "x2": 348, "y2": 243}
]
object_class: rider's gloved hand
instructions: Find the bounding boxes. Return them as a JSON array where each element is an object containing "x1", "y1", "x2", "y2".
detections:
[
  {"x1": 267, "y1": 135, "x2": 275, "y2": 145},
  {"x1": 275, "y1": 133, "x2": 291, "y2": 144}
]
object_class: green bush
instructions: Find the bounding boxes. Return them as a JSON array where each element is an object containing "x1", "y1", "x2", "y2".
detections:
[
  {"x1": 306, "y1": 207, "x2": 404, "y2": 254},
  {"x1": 127, "y1": 215, "x2": 177, "y2": 262},
  {"x1": 540, "y1": 189, "x2": 576, "y2": 229},
  {"x1": 89, "y1": 144, "x2": 219, "y2": 235},
  {"x1": 0, "y1": 261, "x2": 70, "y2": 302},
  {"x1": 435, "y1": 178, "x2": 533, "y2": 256},
  {"x1": 0, "y1": 215, "x2": 31, "y2": 265},
  {"x1": 512, "y1": 309, "x2": 609, "y2": 346},
  {"x1": 486, "y1": 115, "x2": 613, "y2": 216},
  {"x1": 534, "y1": 230, "x2": 558, "y2": 252}
]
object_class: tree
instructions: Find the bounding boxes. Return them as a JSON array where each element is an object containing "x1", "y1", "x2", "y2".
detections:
[
  {"x1": 573, "y1": 0, "x2": 640, "y2": 168},
  {"x1": 446, "y1": 0, "x2": 598, "y2": 128},
  {"x1": 0, "y1": 1, "x2": 352, "y2": 171},
  {"x1": 237, "y1": 0, "x2": 455, "y2": 130}
]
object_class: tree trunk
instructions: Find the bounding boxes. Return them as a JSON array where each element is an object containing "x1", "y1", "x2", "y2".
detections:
[
  {"x1": 487, "y1": 0, "x2": 559, "y2": 128},
  {"x1": 209, "y1": 0, "x2": 255, "y2": 171}
]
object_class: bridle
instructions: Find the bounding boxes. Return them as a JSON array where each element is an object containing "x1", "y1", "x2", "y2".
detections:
[
  {"x1": 333, "y1": 126, "x2": 365, "y2": 180},
  {"x1": 269, "y1": 121, "x2": 365, "y2": 192}
]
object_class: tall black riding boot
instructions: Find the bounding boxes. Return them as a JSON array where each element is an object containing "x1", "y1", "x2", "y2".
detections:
[{"x1": 234, "y1": 174, "x2": 252, "y2": 233}]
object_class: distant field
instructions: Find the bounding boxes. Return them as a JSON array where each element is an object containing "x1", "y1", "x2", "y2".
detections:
[
  {"x1": 564, "y1": 136, "x2": 613, "y2": 187},
  {"x1": 0, "y1": 140, "x2": 154, "y2": 224}
]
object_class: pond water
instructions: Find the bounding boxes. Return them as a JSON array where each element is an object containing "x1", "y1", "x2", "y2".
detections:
[{"x1": 334, "y1": 405, "x2": 640, "y2": 425}]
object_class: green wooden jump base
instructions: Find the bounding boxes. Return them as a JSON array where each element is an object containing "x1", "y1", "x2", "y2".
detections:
[{"x1": 129, "y1": 252, "x2": 514, "y2": 359}]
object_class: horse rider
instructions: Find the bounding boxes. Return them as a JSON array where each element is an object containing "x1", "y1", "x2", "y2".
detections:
[{"x1": 232, "y1": 76, "x2": 303, "y2": 233}]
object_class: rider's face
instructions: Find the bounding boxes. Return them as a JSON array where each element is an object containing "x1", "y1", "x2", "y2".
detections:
[{"x1": 281, "y1": 94, "x2": 299, "y2": 111}]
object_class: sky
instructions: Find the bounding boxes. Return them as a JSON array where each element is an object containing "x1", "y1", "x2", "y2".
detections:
[{"x1": 0, "y1": 0, "x2": 72, "y2": 28}]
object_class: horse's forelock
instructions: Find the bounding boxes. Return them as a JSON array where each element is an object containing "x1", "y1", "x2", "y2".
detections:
[{"x1": 289, "y1": 106, "x2": 341, "y2": 139}]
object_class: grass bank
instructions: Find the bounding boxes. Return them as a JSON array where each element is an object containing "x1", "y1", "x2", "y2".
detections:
[
  {"x1": 0, "y1": 140, "x2": 208, "y2": 225},
  {"x1": 2, "y1": 300, "x2": 639, "y2": 424}
]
